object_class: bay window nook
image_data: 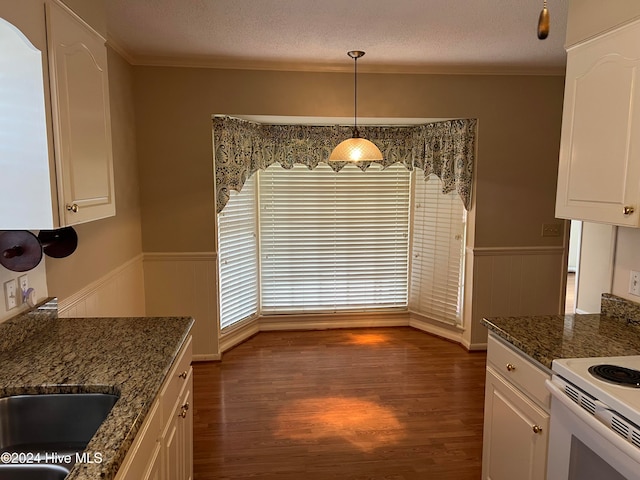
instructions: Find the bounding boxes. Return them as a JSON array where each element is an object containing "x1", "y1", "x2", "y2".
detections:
[{"x1": 214, "y1": 116, "x2": 475, "y2": 350}]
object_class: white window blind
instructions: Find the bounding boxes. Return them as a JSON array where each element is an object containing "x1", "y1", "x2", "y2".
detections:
[
  {"x1": 259, "y1": 163, "x2": 410, "y2": 313},
  {"x1": 409, "y1": 174, "x2": 466, "y2": 325},
  {"x1": 217, "y1": 174, "x2": 259, "y2": 329}
]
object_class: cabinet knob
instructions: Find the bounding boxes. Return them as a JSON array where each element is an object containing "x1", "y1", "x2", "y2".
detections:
[
  {"x1": 506, "y1": 363, "x2": 516, "y2": 372},
  {"x1": 66, "y1": 204, "x2": 79, "y2": 213},
  {"x1": 623, "y1": 206, "x2": 635, "y2": 215},
  {"x1": 532, "y1": 425, "x2": 543, "y2": 434},
  {"x1": 179, "y1": 371, "x2": 188, "y2": 379}
]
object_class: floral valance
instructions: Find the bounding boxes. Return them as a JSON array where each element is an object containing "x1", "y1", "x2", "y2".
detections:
[{"x1": 213, "y1": 115, "x2": 476, "y2": 212}]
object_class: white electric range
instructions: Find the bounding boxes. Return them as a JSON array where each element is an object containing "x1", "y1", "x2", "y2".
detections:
[{"x1": 546, "y1": 355, "x2": 640, "y2": 480}]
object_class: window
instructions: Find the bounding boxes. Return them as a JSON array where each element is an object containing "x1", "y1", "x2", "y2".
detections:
[
  {"x1": 217, "y1": 174, "x2": 259, "y2": 329},
  {"x1": 217, "y1": 164, "x2": 466, "y2": 330},
  {"x1": 409, "y1": 174, "x2": 466, "y2": 325},
  {"x1": 259, "y1": 163, "x2": 410, "y2": 313}
]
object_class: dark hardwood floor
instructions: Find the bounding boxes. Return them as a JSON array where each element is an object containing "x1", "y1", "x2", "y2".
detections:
[{"x1": 193, "y1": 327, "x2": 487, "y2": 480}]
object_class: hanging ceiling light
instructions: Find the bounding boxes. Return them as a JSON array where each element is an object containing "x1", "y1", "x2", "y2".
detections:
[
  {"x1": 537, "y1": 0, "x2": 550, "y2": 39},
  {"x1": 329, "y1": 51, "x2": 383, "y2": 162}
]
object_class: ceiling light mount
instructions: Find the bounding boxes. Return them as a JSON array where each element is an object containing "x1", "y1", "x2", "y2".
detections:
[{"x1": 329, "y1": 50, "x2": 383, "y2": 163}]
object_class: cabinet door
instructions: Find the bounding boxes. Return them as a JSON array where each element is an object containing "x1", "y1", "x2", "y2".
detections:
[
  {"x1": 162, "y1": 368, "x2": 193, "y2": 480},
  {"x1": 0, "y1": 0, "x2": 58, "y2": 229},
  {"x1": 163, "y1": 398, "x2": 181, "y2": 480},
  {"x1": 46, "y1": 0, "x2": 115, "y2": 226},
  {"x1": 142, "y1": 442, "x2": 163, "y2": 480},
  {"x1": 482, "y1": 367, "x2": 549, "y2": 480},
  {"x1": 182, "y1": 371, "x2": 193, "y2": 480},
  {"x1": 556, "y1": 19, "x2": 640, "y2": 226}
]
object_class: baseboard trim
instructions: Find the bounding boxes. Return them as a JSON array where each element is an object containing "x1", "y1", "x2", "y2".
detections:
[
  {"x1": 259, "y1": 311, "x2": 410, "y2": 331},
  {"x1": 472, "y1": 246, "x2": 565, "y2": 256},
  {"x1": 219, "y1": 317, "x2": 260, "y2": 354},
  {"x1": 409, "y1": 313, "x2": 464, "y2": 345},
  {"x1": 58, "y1": 254, "x2": 144, "y2": 315},
  {"x1": 193, "y1": 353, "x2": 222, "y2": 362},
  {"x1": 461, "y1": 340, "x2": 488, "y2": 351}
]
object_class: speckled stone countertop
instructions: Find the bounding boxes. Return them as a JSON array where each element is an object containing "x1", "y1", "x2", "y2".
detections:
[
  {"x1": 0, "y1": 299, "x2": 194, "y2": 480},
  {"x1": 482, "y1": 294, "x2": 640, "y2": 370}
]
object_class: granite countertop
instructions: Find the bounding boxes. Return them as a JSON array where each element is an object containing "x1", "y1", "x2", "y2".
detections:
[
  {"x1": 482, "y1": 294, "x2": 640, "y2": 369},
  {"x1": 0, "y1": 299, "x2": 194, "y2": 480}
]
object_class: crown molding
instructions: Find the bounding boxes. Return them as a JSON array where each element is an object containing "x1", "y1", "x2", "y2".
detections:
[{"x1": 109, "y1": 49, "x2": 566, "y2": 76}]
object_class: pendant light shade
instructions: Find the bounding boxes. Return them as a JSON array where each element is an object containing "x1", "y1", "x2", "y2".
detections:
[
  {"x1": 329, "y1": 51, "x2": 383, "y2": 162},
  {"x1": 329, "y1": 136, "x2": 383, "y2": 162}
]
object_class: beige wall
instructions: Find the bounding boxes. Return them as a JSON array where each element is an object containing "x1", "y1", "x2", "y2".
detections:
[
  {"x1": 133, "y1": 67, "x2": 565, "y2": 252},
  {"x1": 46, "y1": 48, "x2": 143, "y2": 300},
  {"x1": 59, "y1": 0, "x2": 106, "y2": 38},
  {"x1": 566, "y1": 0, "x2": 640, "y2": 46},
  {"x1": 613, "y1": 227, "x2": 640, "y2": 304}
]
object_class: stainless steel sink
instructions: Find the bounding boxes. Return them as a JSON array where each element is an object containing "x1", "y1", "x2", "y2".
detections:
[
  {"x1": 0, "y1": 393, "x2": 118, "y2": 478},
  {"x1": 0, "y1": 464, "x2": 69, "y2": 480}
]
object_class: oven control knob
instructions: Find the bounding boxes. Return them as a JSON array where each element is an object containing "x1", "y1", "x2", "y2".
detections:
[
  {"x1": 532, "y1": 425, "x2": 542, "y2": 434},
  {"x1": 506, "y1": 363, "x2": 516, "y2": 372}
]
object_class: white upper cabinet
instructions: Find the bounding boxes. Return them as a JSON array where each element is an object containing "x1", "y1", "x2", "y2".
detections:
[
  {"x1": 0, "y1": 0, "x2": 115, "y2": 229},
  {"x1": 0, "y1": 1, "x2": 57, "y2": 229},
  {"x1": 556, "y1": 19, "x2": 640, "y2": 226},
  {"x1": 46, "y1": 0, "x2": 115, "y2": 226}
]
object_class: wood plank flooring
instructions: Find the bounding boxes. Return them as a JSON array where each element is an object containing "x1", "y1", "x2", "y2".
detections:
[{"x1": 193, "y1": 327, "x2": 487, "y2": 480}]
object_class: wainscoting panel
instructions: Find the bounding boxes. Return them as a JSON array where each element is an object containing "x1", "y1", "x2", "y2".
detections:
[
  {"x1": 58, "y1": 254, "x2": 145, "y2": 318},
  {"x1": 467, "y1": 246, "x2": 566, "y2": 348},
  {"x1": 143, "y1": 252, "x2": 219, "y2": 361}
]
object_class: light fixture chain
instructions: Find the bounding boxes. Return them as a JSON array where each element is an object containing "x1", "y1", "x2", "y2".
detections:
[{"x1": 353, "y1": 54, "x2": 358, "y2": 135}]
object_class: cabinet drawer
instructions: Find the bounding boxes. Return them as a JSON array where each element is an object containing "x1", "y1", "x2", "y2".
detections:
[
  {"x1": 160, "y1": 335, "x2": 192, "y2": 421},
  {"x1": 487, "y1": 335, "x2": 551, "y2": 410}
]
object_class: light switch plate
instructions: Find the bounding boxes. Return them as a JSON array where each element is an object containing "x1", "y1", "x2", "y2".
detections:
[
  {"x1": 4, "y1": 279, "x2": 17, "y2": 310},
  {"x1": 541, "y1": 223, "x2": 562, "y2": 237},
  {"x1": 18, "y1": 274, "x2": 28, "y2": 293}
]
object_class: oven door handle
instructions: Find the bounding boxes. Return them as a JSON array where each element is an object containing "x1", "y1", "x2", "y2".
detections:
[{"x1": 545, "y1": 379, "x2": 640, "y2": 460}]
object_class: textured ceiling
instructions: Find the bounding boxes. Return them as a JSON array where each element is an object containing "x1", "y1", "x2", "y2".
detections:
[{"x1": 105, "y1": 0, "x2": 568, "y2": 74}]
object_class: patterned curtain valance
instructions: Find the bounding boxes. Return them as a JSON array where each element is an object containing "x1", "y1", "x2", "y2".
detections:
[{"x1": 213, "y1": 115, "x2": 476, "y2": 213}]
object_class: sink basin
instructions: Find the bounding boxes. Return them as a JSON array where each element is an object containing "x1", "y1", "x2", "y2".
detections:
[
  {"x1": 0, "y1": 393, "x2": 118, "y2": 475},
  {"x1": 0, "y1": 464, "x2": 69, "y2": 480}
]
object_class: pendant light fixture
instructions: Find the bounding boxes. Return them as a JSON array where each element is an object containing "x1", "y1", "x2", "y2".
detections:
[
  {"x1": 537, "y1": 0, "x2": 550, "y2": 39},
  {"x1": 329, "y1": 51, "x2": 383, "y2": 162}
]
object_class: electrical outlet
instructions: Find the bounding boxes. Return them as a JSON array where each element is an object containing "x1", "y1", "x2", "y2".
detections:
[
  {"x1": 630, "y1": 271, "x2": 640, "y2": 297},
  {"x1": 4, "y1": 279, "x2": 17, "y2": 310}
]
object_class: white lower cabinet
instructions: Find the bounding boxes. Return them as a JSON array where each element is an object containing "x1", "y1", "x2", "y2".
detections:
[
  {"x1": 116, "y1": 335, "x2": 193, "y2": 480},
  {"x1": 482, "y1": 334, "x2": 550, "y2": 480},
  {"x1": 142, "y1": 441, "x2": 163, "y2": 480},
  {"x1": 162, "y1": 368, "x2": 193, "y2": 480}
]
